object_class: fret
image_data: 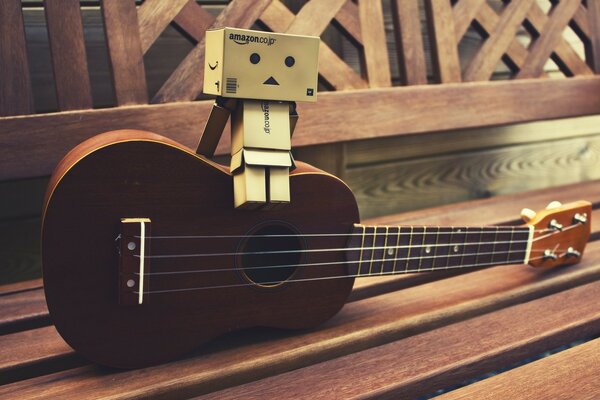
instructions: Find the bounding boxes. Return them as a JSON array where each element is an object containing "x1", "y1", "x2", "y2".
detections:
[
  {"x1": 418, "y1": 226, "x2": 437, "y2": 271},
  {"x1": 406, "y1": 226, "x2": 423, "y2": 273},
  {"x1": 447, "y1": 227, "x2": 467, "y2": 269},
  {"x1": 508, "y1": 228, "x2": 531, "y2": 264},
  {"x1": 357, "y1": 224, "x2": 366, "y2": 276},
  {"x1": 506, "y1": 226, "x2": 514, "y2": 264},
  {"x1": 492, "y1": 227, "x2": 512, "y2": 264},
  {"x1": 379, "y1": 226, "x2": 390, "y2": 274},
  {"x1": 432, "y1": 227, "x2": 453, "y2": 270},
  {"x1": 369, "y1": 227, "x2": 382, "y2": 275},
  {"x1": 362, "y1": 226, "x2": 376, "y2": 275},
  {"x1": 476, "y1": 227, "x2": 498, "y2": 267},
  {"x1": 346, "y1": 224, "x2": 533, "y2": 278},
  {"x1": 382, "y1": 226, "x2": 400, "y2": 274},
  {"x1": 398, "y1": 226, "x2": 412, "y2": 273}
]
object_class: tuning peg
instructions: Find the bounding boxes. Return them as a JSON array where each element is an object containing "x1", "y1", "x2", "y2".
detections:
[
  {"x1": 543, "y1": 249, "x2": 558, "y2": 261},
  {"x1": 566, "y1": 247, "x2": 581, "y2": 258},
  {"x1": 546, "y1": 201, "x2": 562, "y2": 210},
  {"x1": 521, "y1": 208, "x2": 537, "y2": 222}
]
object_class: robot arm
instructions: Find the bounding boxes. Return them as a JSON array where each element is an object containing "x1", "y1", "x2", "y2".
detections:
[{"x1": 196, "y1": 97, "x2": 237, "y2": 158}]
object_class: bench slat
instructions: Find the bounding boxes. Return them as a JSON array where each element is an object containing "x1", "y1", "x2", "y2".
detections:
[
  {"x1": 390, "y1": 0, "x2": 428, "y2": 85},
  {"x1": 137, "y1": 0, "x2": 189, "y2": 54},
  {"x1": 2, "y1": 241, "x2": 600, "y2": 397},
  {"x1": 590, "y1": 0, "x2": 600, "y2": 73},
  {"x1": 3, "y1": 76, "x2": 600, "y2": 181},
  {"x1": 0, "y1": 289, "x2": 48, "y2": 335},
  {"x1": 436, "y1": 336, "x2": 600, "y2": 399},
  {"x1": 199, "y1": 279, "x2": 600, "y2": 399},
  {"x1": 358, "y1": 0, "x2": 392, "y2": 88},
  {"x1": 44, "y1": 0, "x2": 93, "y2": 111},
  {"x1": 101, "y1": 0, "x2": 148, "y2": 105},
  {"x1": 517, "y1": 0, "x2": 581, "y2": 79},
  {"x1": 424, "y1": 0, "x2": 461, "y2": 83},
  {"x1": 152, "y1": 0, "x2": 272, "y2": 103},
  {"x1": 0, "y1": 0, "x2": 33, "y2": 117},
  {"x1": 171, "y1": 0, "x2": 215, "y2": 43},
  {"x1": 463, "y1": 0, "x2": 535, "y2": 82}
]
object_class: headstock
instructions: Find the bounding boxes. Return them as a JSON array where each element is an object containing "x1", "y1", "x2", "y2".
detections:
[{"x1": 521, "y1": 200, "x2": 592, "y2": 268}]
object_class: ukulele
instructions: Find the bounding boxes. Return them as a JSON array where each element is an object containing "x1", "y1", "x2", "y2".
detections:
[{"x1": 42, "y1": 130, "x2": 592, "y2": 368}]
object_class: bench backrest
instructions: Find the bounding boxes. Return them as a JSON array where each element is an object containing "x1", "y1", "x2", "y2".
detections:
[{"x1": 1, "y1": 0, "x2": 599, "y2": 181}]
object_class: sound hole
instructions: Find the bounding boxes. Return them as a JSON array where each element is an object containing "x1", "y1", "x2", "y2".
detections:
[{"x1": 241, "y1": 224, "x2": 303, "y2": 287}]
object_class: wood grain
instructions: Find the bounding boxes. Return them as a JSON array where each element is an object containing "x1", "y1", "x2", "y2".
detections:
[
  {"x1": 345, "y1": 115, "x2": 600, "y2": 166},
  {"x1": 101, "y1": 0, "x2": 148, "y2": 105},
  {"x1": 171, "y1": 0, "x2": 215, "y2": 43},
  {"x1": 424, "y1": 0, "x2": 461, "y2": 83},
  {"x1": 285, "y1": 0, "x2": 347, "y2": 37},
  {"x1": 195, "y1": 279, "x2": 600, "y2": 399},
  {"x1": 358, "y1": 0, "x2": 391, "y2": 87},
  {"x1": 464, "y1": 0, "x2": 535, "y2": 81},
  {"x1": 43, "y1": 0, "x2": 93, "y2": 111},
  {"x1": 3, "y1": 76, "x2": 600, "y2": 180},
  {"x1": 453, "y1": 0, "x2": 487, "y2": 40},
  {"x1": 437, "y1": 337, "x2": 600, "y2": 399},
  {"x1": 588, "y1": 0, "x2": 600, "y2": 72},
  {"x1": 0, "y1": 286, "x2": 49, "y2": 335},
  {"x1": 517, "y1": 0, "x2": 581, "y2": 79},
  {"x1": 0, "y1": 0, "x2": 34, "y2": 116},
  {"x1": 346, "y1": 133, "x2": 600, "y2": 218},
  {"x1": 138, "y1": 0, "x2": 189, "y2": 54},
  {"x1": 390, "y1": 0, "x2": 427, "y2": 85},
  {"x1": 333, "y1": 0, "x2": 362, "y2": 46},
  {"x1": 3, "y1": 238, "x2": 600, "y2": 398},
  {"x1": 522, "y1": 2, "x2": 592, "y2": 77},
  {"x1": 0, "y1": 101, "x2": 210, "y2": 180},
  {"x1": 152, "y1": 0, "x2": 272, "y2": 103}
]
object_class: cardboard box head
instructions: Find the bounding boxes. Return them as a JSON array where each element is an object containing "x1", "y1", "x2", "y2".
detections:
[{"x1": 203, "y1": 28, "x2": 319, "y2": 102}]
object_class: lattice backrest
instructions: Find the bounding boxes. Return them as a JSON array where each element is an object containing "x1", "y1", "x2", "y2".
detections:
[{"x1": 2, "y1": 0, "x2": 599, "y2": 118}]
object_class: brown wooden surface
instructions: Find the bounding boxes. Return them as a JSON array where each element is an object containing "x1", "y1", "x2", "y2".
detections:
[
  {"x1": 0, "y1": 0, "x2": 33, "y2": 116},
  {"x1": 1, "y1": 178, "x2": 599, "y2": 397},
  {"x1": 171, "y1": 0, "x2": 215, "y2": 43},
  {"x1": 137, "y1": 0, "x2": 189, "y2": 54},
  {"x1": 425, "y1": 0, "x2": 461, "y2": 83},
  {"x1": 358, "y1": 0, "x2": 391, "y2": 87},
  {"x1": 3, "y1": 76, "x2": 600, "y2": 181},
  {"x1": 390, "y1": 0, "x2": 427, "y2": 85},
  {"x1": 101, "y1": 0, "x2": 148, "y2": 105},
  {"x1": 437, "y1": 336, "x2": 600, "y2": 400},
  {"x1": 464, "y1": 0, "x2": 535, "y2": 81},
  {"x1": 43, "y1": 0, "x2": 93, "y2": 111},
  {"x1": 200, "y1": 279, "x2": 600, "y2": 399},
  {"x1": 517, "y1": 0, "x2": 581, "y2": 78},
  {"x1": 590, "y1": 0, "x2": 600, "y2": 73}
]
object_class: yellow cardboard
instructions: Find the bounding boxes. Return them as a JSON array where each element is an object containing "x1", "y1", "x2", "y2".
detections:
[{"x1": 204, "y1": 27, "x2": 319, "y2": 102}]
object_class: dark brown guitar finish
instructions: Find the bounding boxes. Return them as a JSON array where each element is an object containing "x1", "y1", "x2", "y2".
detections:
[{"x1": 42, "y1": 130, "x2": 359, "y2": 368}]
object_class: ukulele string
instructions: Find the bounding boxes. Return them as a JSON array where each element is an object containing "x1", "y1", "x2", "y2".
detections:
[
  {"x1": 134, "y1": 238, "x2": 532, "y2": 259},
  {"x1": 135, "y1": 254, "x2": 552, "y2": 294},
  {"x1": 135, "y1": 227, "x2": 551, "y2": 240},
  {"x1": 136, "y1": 247, "x2": 566, "y2": 276},
  {"x1": 130, "y1": 223, "x2": 579, "y2": 260}
]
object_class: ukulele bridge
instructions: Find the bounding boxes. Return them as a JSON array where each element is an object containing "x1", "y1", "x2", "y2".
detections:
[{"x1": 118, "y1": 218, "x2": 151, "y2": 305}]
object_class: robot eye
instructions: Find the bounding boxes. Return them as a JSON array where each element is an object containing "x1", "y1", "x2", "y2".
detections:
[
  {"x1": 284, "y1": 56, "x2": 295, "y2": 67},
  {"x1": 250, "y1": 53, "x2": 261, "y2": 64}
]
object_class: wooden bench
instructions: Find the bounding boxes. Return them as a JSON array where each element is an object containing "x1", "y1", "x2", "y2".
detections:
[{"x1": 2, "y1": 0, "x2": 600, "y2": 398}]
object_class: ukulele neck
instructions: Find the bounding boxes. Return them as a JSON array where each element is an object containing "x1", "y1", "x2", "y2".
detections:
[{"x1": 345, "y1": 224, "x2": 534, "y2": 277}]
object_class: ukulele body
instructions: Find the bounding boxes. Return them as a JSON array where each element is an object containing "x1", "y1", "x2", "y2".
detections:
[{"x1": 42, "y1": 130, "x2": 359, "y2": 368}]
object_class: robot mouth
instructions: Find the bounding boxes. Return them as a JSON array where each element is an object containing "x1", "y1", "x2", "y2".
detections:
[{"x1": 263, "y1": 76, "x2": 279, "y2": 85}]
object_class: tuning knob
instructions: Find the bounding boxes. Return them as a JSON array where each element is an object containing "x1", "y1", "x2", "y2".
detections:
[
  {"x1": 546, "y1": 201, "x2": 562, "y2": 210},
  {"x1": 521, "y1": 208, "x2": 537, "y2": 222}
]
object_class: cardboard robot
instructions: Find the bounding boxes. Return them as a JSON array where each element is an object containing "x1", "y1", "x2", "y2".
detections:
[{"x1": 197, "y1": 27, "x2": 320, "y2": 209}]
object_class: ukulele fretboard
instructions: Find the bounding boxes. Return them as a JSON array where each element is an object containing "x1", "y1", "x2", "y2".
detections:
[{"x1": 346, "y1": 224, "x2": 533, "y2": 276}]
